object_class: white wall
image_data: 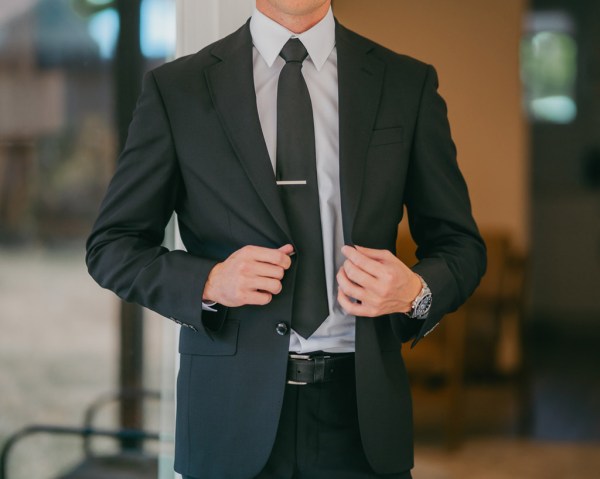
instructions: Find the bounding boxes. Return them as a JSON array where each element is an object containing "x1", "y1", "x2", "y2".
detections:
[
  {"x1": 176, "y1": 0, "x2": 255, "y2": 57},
  {"x1": 335, "y1": 0, "x2": 529, "y2": 252}
]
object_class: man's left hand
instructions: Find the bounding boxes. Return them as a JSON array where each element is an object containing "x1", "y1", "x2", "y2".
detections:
[{"x1": 336, "y1": 245, "x2": 422, "y2": 317}]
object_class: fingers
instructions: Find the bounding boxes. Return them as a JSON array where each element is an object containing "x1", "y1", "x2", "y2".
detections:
[
  {"x1": 337, "y1": 287, "x2": 360, "y2": 315},
  {"x1": 205, "y1": 242, "x2": 416, "y2": 313},
  {"x1": 240, "y1": 290, "x2": 273, "y2": 306},
  {"x1": 250, "y1": 261, "x2": 287, "y2": 280},
  {"x1": 240, "y1": 244, "x2": 293, "y2": 270},
  {"x1": 278, "y1": 243, "x2": 295, "y2": 256},
  {"x1": 354, "y1": 244, "x2": 394, "y2": 261},
  {"x1": 336, "y1": 244, "x2": 420, "y2": 317},
  {"x1": 336, "y1": 266, "x2": 367, "y2": 304},
  {"x1": 337, "y1": 286, "x2": 377, "y2": 317},
  {"x1": 341, "y1": 256, "x2": 374, "y2": 289},
  {"x1": 341, "y1": 245, "x2": 383, "y2": 277},
  {"x1": 336, "y1": 267, "x2": 381, "y2": 317},
  {"x1": 203, "y1": 244, "x2": 293, "y2": 308},
  {"x1": 253, "y1": 276, "x2": 284, "y2": 295}
]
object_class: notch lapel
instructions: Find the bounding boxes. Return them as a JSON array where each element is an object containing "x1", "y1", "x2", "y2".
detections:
[
  {"x1": 336, "y1": 23, "x2": 385, "y2": 244},
  {"x1": 205, "y1": 23, "x2": 292, "y2": 241}
]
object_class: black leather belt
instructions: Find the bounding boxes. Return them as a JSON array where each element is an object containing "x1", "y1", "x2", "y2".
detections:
[{"x1": 286, "y1": 353, "x2": 354, "y2": 385}]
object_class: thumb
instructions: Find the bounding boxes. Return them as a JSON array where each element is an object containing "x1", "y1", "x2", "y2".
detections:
[
  {"x1": 278, "y1": 244, "x2": 295, "y2": 255},
  {"x1": 354, "y1": 244, "x2": 389, "y2": 261}
]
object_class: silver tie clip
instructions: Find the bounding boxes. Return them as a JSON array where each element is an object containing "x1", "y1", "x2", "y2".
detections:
[{"x1": 276, "y1": 180, "x2": 307, "y2": 186}]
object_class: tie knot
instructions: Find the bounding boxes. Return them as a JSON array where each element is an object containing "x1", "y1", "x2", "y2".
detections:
[{"x1": 280, "y1": 38, "x2": 308, "y2": 63}]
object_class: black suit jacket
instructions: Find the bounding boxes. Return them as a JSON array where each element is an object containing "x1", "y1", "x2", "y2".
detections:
[{"x1": 86, "y1": 20, "x2": 486, "y2": 479}]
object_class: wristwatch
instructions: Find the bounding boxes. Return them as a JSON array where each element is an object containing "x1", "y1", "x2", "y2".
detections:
[{"x1": 406, "y1": 274, "x2": 432, "y2": 319}]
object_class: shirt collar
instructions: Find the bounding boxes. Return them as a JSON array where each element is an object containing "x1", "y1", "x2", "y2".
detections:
[{"x1": 250, "y1": 7, "x2": 335, "y2": 71}]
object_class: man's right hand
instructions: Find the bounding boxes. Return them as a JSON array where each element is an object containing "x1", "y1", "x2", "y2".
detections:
[{"x1": 202, "y1": 244, "x2": 294, "y2": 307}]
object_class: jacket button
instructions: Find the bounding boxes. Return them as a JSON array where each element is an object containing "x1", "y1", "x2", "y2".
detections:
[{"x1": 275, "y1": 322, "x2": 289, "y2": 336}]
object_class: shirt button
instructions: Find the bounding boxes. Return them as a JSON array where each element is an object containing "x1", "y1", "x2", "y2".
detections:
[{"x1": 275, "y1": 322, "x2": 289, "y2": 336}]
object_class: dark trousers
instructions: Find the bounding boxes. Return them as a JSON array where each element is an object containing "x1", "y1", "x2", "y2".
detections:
[
  {"x1": 255, "y1": 355, "x2": 411, "y2": 479},
  {"x1": 185, "y1": 355, "x2": 412, "y2": 479}
]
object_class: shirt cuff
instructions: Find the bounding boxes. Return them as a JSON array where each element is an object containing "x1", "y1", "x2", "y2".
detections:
[{"x1": 201, "y1": 300, "x2": 217, "y2": 312}]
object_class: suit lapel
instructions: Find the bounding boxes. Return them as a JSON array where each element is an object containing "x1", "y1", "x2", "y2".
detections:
[
  {"x1": 204, "y1": 22, "x2": 385, "y2": 245},
  {"x1": 336, "y1": 23, "x2": 385, "y2": 244},
  {"x1": 205, "y1": 22, "x2": 292, "y2": 241}
]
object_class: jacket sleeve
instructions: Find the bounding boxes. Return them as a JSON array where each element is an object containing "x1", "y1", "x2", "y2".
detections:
[
  {"x1": 85, "y1": 71, "x2": 225, "y2": 336},
  {"x1": 391, "y1": 64, "x2": 487, "y2": 346}
]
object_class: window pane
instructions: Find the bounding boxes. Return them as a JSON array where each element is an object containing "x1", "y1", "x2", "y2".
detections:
[
  {"x1": 521, "y1": 12, "x2": 577, "y2": 124},
  {"x1": 0, "y1": 0, "x2": 174, "y2": 476}
]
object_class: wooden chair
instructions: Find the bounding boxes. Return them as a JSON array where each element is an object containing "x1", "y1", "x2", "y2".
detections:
[{"x1": 397, "y1": 228, "x2": 529, "y2": 448}]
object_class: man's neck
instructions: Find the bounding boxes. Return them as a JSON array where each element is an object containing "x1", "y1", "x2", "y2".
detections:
[{"x1": 255, "y1": 0, "x2": 331, "y2": 34}]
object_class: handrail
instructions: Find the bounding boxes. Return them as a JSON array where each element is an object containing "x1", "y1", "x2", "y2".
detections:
[
  {"x1": 0, "y1": 424, "x2": 159, "y2": 479},
  {"x1": 81, "y1": 389, "x2": 161, "y2": 455}
]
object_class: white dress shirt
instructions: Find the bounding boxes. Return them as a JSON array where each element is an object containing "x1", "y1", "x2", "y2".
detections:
[{"x1": 250, "y1": 8, "x2": 355, "y2": 353}]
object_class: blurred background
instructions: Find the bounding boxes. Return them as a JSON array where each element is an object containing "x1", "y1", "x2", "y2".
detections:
[{"x1": 0, "y1": 0, "x2": 599, "y2": 478}]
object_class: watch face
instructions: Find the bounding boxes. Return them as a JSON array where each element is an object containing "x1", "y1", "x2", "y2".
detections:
[{"x1": 415, "y1": 294, "x2": 433, "y2": 317}]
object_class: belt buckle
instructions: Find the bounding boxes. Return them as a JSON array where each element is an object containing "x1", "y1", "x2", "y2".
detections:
[
  {"x1": 287, "y1": 354, "x2": 331, "y2": 385},
  {"x1": 287, "y1": 354, "x2": 311, "y2": 385}
]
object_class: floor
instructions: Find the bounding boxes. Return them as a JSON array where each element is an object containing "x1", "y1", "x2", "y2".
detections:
[
  {"x1": 527, "y1": 324, "x2": 600, "y2": 442},
  {"x1": 414, "y1": 439, "x2": 600, "y2": 479},
  {"x1": 409, "y1": 317, "x2": 600, "y2": 478}
]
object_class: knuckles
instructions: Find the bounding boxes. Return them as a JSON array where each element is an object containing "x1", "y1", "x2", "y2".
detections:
[
  {"x1": 237, "y1": 261, "x2": 251, "y2": 275},
  {"x1": 241, "y1": 244, "x2": 257, "y2": 255},
  {"x1": 343, "y1": 259, "x2": 355, "y2": 276},
  {"x1": 257, "y1": 293, "x2": 272, "y2": 305}
]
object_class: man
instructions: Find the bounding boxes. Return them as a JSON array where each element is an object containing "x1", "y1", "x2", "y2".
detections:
[{"x1": 86, "y1": 0, "x2": 486, "y2": 477}]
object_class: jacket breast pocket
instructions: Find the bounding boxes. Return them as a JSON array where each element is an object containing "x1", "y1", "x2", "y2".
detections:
[
  {"x1": 369, "y1": 126, "x2": 404, "y2": 147},
  {"x1": 178, "y1": 319, "x2": 239, "y2": 356}
]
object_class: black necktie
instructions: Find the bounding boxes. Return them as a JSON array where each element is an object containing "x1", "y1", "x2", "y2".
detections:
[{"x1": 276, "y1": 38, "x2": 329, "y2": 338}]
